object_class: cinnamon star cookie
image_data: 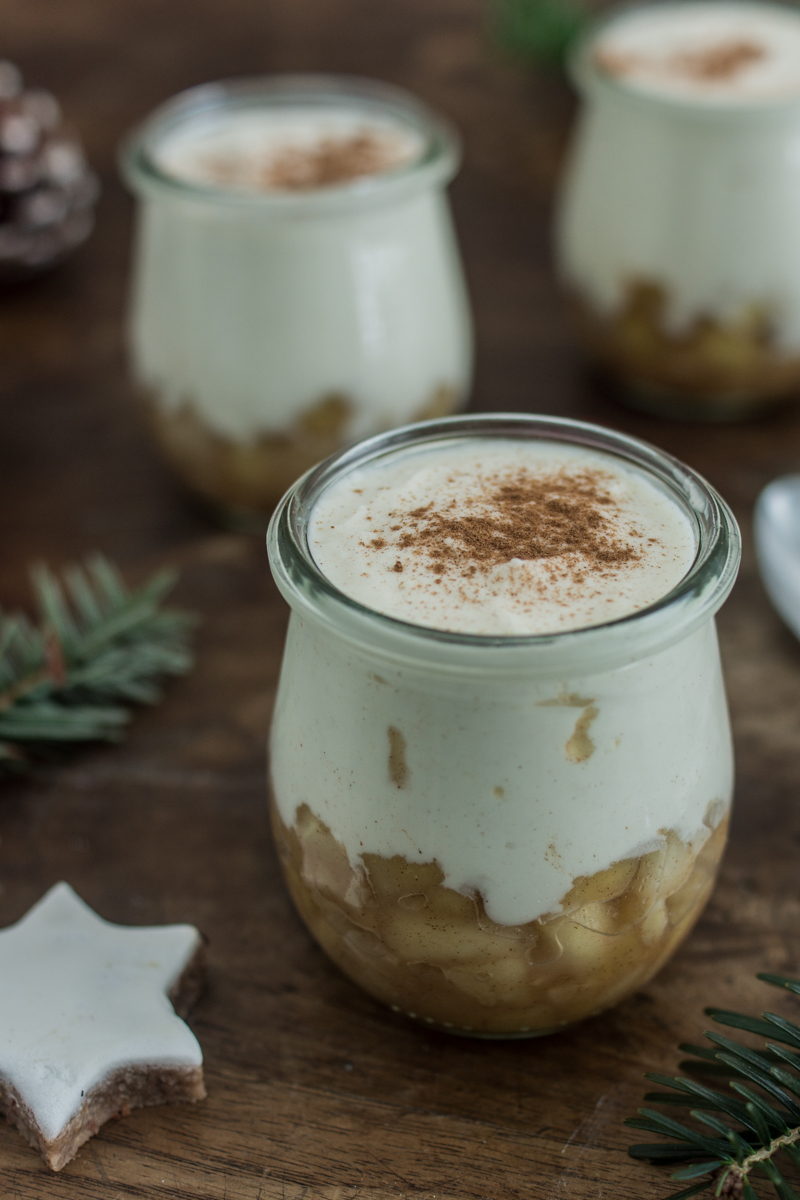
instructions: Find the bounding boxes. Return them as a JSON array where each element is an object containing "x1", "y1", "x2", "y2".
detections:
[{"x1": 0, "y1": 882, "x2": 205, "y2": 1170}]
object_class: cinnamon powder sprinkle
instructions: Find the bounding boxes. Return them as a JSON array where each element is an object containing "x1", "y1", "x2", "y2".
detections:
[
  {"x1": 595, "y1": 38, "x2": 766, "y2": 85},
  {"x1": 669, "y1": 39, "x2": 765, "y2": 81},
  {"x1": 202, "y1": 132, "x2": 410, "y2": 193},
  {"x1": 594, "y1": 47, "x2": 643, "y2": 78},
  {"x1": 361, "y1": 467, "x2": 642, "y2": 581}
]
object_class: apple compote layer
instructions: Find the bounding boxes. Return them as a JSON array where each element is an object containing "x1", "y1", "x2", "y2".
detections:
[
  {"x1": 271, "y1": 799, "x2": 728, "y2": 1036},
  {"x1": 571, "y1": 281, "x2": 800, "y2": 420},
  {"x1": 143, "y1": 383, "x2": 460, "y2": 524}
]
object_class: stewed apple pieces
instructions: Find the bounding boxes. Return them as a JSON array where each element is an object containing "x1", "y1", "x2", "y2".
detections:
[{"x1": 273, "y1": 802, "x2": 728, "y2": 1035}]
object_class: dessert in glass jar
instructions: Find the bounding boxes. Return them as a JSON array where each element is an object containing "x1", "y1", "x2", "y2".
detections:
[
  {"x1": 121, "y1": 76, "x2": 472, "y2": 526},
  {"x1": 267, "y1": 414, "x2": 740, "y2": 1037},
  {"x1": 557, "y1": 2, "x2": 800, "y2": 420}
]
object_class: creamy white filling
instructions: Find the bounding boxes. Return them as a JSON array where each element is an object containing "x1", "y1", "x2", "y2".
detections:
[
  {"x1": 309, "y1": 439, "x2": 697, "y2": 636},
  {"x1": 270, "y1": 613, "x2": 732, "y2": 926},
  {"x1": 594, "y1": 2, "x2": 800, "y2": 104},
  {"x1": 132, "y1": 187, "x2": 470, "y2": 441},
  {"x1": 154, "y1": 104, "x2": 425, "y2": 192}
]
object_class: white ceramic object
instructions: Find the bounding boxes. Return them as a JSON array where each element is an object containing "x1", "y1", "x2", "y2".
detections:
[{"x1": 754, "y1": 474, "x2": 800, "y2": 640}]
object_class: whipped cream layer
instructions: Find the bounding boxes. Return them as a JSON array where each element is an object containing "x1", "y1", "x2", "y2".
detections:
[
  {"x1": 309, "y1": 439, "x2": 696, "y2": 636},
  {"x1": 271, "y1": 610, "x2": 732, "y2": 926},
  {"x1": 594, "y1": 3, "x2": 800, "y2": 105},
  {"x1": 154, "y1": 103, "x2": 425, "y2": 193}
]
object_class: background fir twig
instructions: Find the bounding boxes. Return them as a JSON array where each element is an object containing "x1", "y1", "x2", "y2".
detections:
[
  {"x1": 627, "y1": 973, "x2": 800, "y2": 1198},
  {"x1": 492, "y1": 0, "x2": 592, "y2": 66},
  {"x1": 0, "y1": 555, "x2": 196, "y2": 774}
]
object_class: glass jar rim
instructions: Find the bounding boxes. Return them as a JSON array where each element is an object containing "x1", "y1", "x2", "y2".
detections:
[
  {"x1": 569, "y1": 0, "x2": 800, "y2": 122},
  {"x1": 267, "y1": 413, "x2": 741, "y2": 677},
  {"x1": 119, "y1": 73, "x2": 461, "y2": 214}
]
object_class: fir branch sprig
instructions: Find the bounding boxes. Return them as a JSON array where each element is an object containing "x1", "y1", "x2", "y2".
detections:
[
  {"x1": 492, "y1": 0, "x2": 590, "y2": 66},
  {"x1": 627, "y1": 973, "x2": 800, "y2": 1199},
  {"x1": 0, "y1": 555, "x2": 196, "y2": 772}
]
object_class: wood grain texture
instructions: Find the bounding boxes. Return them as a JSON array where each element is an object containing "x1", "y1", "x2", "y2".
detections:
[{"x1": 1, "y1": 0, "x2": 800, "y2": 1195}]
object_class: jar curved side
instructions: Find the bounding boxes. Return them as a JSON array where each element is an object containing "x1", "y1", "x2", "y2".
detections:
[
  {"x1": 128, "y1": 188, "x2": 472, "y2": 518},
  {"x1": 557, "y1": 38, "x2": 800, "y2": 417},
  {"x1": 268, "y1": 608, "x2": 733, "y2": 1035},
  {"x1": 121, "y1": 77, "x2": 473, "y2": 522}
]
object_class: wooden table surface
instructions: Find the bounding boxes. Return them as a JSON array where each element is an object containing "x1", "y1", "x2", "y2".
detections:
[{"x1": 2, "y1": 1, "x2": 800, "y2": 1196}]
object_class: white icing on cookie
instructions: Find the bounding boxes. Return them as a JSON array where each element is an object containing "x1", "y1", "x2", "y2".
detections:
[{"x1": 0, "y1": 882, "x2": 203, "y2": 1142}]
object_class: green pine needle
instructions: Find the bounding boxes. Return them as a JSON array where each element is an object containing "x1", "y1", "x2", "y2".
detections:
[
  {"x1": 492, "y1": 0, "x2": 589, "y2": 66},
  {"x1": 628, "y1": 974, "x2": 800, "y2": 1198},
  {"x1": 0, "y1": 555, "x2": 196, "y2": 773}
]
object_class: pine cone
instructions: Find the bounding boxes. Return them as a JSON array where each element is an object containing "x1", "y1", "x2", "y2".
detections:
[{"x1": 0, "y1": 61, "x2": 98, "y2": 283}]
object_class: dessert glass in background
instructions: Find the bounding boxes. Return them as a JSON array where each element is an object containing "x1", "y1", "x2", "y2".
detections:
[
  {"x1": 121, "y1": 76, "x2": 473, "y2": 527},
  {"x1": 557, "y1": 2, "x2": 800, "y2": 421},
  {"x1": 267, "y1": 414, "x2": 741, "y2": 1037}
]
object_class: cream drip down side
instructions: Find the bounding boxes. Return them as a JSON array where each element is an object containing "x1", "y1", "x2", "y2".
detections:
[{"x1": 308, "y1": 439, "x2": 697, "y2": 636}]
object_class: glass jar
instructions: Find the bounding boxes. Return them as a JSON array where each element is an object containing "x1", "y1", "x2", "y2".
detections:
[
  {"x1": 556, "y1": 4, "x2": 800, "y2": 420},
  {"x1": 121, "y1": 76, "x2": 473, "y2": 526},
  {"x1": 266, "y1": 414, "x2": 740, "y2": 1037}
]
